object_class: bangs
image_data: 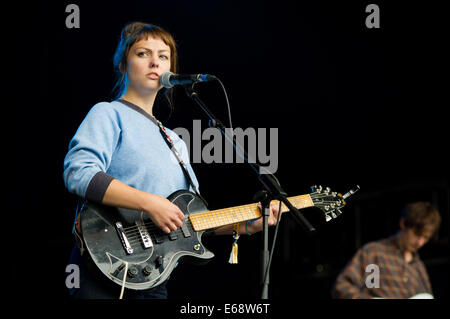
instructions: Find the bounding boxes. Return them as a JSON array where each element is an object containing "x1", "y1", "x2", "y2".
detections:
[{"x1": 135, "y1": 27, "x2": 174, "y2": 49}]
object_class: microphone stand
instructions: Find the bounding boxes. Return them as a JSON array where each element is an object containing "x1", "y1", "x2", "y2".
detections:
[{"x1": 183, "y1": 85, "x2": 316, "y2": 299}]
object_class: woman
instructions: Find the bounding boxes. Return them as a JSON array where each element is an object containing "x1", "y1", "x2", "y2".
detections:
[{"x1": 64, "y1": 22, "x2": 280, "y2": 299}]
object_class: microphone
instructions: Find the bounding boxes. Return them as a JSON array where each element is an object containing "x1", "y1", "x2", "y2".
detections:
[{"x1": 160, "y1": 71, "x2": 216, "y2": 88}]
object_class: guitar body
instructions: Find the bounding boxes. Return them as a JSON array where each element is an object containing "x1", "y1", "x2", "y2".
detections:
[{"x1": 80, "y1": 190, "x2": 214, "y2": 290}]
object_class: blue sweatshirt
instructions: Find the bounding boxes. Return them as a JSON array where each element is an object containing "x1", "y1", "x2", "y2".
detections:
[{"x1": 63, "y1": 99, "x2": 199, "y2": 203}]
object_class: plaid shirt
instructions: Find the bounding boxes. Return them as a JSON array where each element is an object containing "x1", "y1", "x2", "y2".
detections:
[{"x1": 332, "y1": 234, "x2": 432, "y2": 299}]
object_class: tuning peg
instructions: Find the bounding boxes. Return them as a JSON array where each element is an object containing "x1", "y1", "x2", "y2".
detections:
[
  {"x1": 325, "y1": 187, "x2": 331, "y2": 194},
  {"x1": 311, "y1": 185, "x2": 323, "y2": 193},
  {"x1": 336, "y1": 209, "x2": 343, "y2": 216},
  {"x1": 325, "y1": 214, "x2": 332, "y2": 222},
  {"x1": 331, "y1": 211, "x2": 337, "y2": 219}
]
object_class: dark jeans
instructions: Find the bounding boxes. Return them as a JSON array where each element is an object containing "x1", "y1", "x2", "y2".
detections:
[{"x1": 68, "y1": 245, "x2": 168, "y2": 299}]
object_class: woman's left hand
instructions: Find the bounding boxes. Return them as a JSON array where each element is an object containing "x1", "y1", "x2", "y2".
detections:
[{"x1": 246, "y1": 202, "x2": 282, "y2": 234}]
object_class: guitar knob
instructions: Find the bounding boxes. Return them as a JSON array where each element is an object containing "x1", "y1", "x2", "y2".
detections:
[
  {"x1": 127, "y1": 266, "x2": 139, "y2": 278},
  {"x1": 142, "y1": 264, "x2": 154, "y2": 276}
]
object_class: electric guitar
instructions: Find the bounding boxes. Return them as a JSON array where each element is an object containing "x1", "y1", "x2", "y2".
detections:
[{"x1": 79, "y1": 185, "x2": 359, "y2": 291}]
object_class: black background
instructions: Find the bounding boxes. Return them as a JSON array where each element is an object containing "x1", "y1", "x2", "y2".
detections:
[{"x1": 11, "y1": 0, "x2": 448, "y2": 308}]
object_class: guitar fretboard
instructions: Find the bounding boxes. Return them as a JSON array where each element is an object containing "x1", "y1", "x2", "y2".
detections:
[{"x1": 189, "y1": 194, "x2": 313, "y2": 231}]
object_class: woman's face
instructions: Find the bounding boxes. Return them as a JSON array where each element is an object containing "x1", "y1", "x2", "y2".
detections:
[{"x1": 126, "y1": 36, "x2": 171, "y2": 94}]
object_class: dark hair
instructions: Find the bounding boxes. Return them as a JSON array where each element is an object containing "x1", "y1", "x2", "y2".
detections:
[
  {"x1": 401, "y1": 202, "x2": 441, "y2": 236},
  {"x1": 111, "y1": 22, "x2": 178, "y2": 111}
]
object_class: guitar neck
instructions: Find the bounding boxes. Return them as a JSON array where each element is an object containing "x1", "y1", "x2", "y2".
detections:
[{"x1": 189, "y1": 194, "x2": 313, "y2": 231}]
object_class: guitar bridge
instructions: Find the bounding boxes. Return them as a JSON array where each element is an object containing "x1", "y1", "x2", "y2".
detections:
[
  {"x1": 136, "y1": 220, "x2": 153, "y2": 249},
  {"x1": 115, "y1": 222, "x2": 133, "y2": 255}
]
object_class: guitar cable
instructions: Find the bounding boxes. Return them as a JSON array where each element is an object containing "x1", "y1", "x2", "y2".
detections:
[{"x1": 119, "y1": 261, "x2": 129, "y2": 299}]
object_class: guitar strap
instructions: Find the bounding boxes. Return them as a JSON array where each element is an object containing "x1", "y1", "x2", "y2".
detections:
[{"x1": 154, "y1": 118, "x2": 209, "y2": 208}]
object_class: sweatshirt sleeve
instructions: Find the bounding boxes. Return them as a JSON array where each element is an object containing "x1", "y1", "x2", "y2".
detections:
[{"x1": 63, "y1": 102, "x2": 121, "y2": 202}]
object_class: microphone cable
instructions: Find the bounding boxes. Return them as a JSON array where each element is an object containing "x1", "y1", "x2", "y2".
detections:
[{"x1": 193, "y1": 76, "x2": 233, "y2": 130}]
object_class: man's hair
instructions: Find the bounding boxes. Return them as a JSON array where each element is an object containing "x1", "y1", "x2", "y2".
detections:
[{"x1": 401, "y1": 201, "x2": 441, "y2": 236}]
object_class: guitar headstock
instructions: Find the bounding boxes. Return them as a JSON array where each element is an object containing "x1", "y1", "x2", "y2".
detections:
[{"x1": 310, "y1": 185, "x2": 360, "y2": 222}]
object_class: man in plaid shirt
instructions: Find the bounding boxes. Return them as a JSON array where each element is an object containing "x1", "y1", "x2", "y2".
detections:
[{"x1": 332, "y1": 202, "x2": 441, "y2": 299}]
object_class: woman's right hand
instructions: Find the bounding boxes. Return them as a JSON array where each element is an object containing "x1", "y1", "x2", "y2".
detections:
[
  {"x1": 101, "y1": 179, "x2": 185, "y2": 234},
  {"x1": 143, "y1": 194, "x2": 185, "y2": 234}
]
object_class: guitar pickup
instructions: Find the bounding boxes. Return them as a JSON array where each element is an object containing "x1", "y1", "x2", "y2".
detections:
[
  {"x1": 136, "y1": 220, "x2": 153, "y2": 249},
  {"x1": 115, "y1": 222, "x2": 133, "y2": 255},
  {"x1": 181, "y1": 221, "x2": 191, "y2": 238},
  {"x1": 169, "y1": 230, "x2": 178, "y2": 241}
]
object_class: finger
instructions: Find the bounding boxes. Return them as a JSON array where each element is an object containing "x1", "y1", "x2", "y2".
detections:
[
  {"x1": 269, "y1": 217, "x2": 275, "y2": 226},
  {"x1": 173, "y1": 217, "x2": 183, "y2": 227},
  {"x1": 168, "y1": 222, "x2": 178, "y2": 232},
  {"x1": 161, "y1": 225, "x2": 171, "y2": 234}
]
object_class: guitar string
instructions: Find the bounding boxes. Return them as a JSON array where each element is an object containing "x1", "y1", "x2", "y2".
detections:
[
  {"x1": 122, "y1": 207, "x2": 261, "y2": 244},
  {"x1": 125, "y1": 229, "x2": 186, "y2": 245},
  {"x1": 124, "y1": 224, "x2": 187, "y2": 238},
  {"x1": 122, "y1": 218, "x2": 194, "y2": 233},
  {"x1": 124, "y1": 207, "x2": 269, "y2": 245},
  {"x1": 123, "y1": 217, "x2": 197, "y2": 241},
  {"x1": 121, "y1": 194, "x2": 338, "y2": 230},
  {"x1": 122, "y1": 211, "x2": 255, "y2": 240},
  {"x1": 121, "y1": 195, "x2": 340, "y2": 236},
  {"x1": 121, "y1": 205, "x2": 261, "y2": 234},
  {"x1": 120, "y1": 193, "x2": 335, "y2": 233},
  {"x1": 121, "y1": 193, "x2": 336, "y2": 234},
  {"x1": 122, "y1": 198, "x2": 343, "y2": 246}
]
